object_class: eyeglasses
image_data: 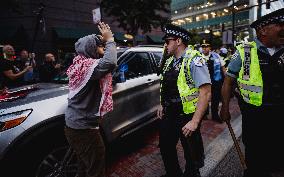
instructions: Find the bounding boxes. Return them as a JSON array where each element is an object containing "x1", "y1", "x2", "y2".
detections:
[{"x1": 165, "y1": 38, "x2": 177, "y2": 45}]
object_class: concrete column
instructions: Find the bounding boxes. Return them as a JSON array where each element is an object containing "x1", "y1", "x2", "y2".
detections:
[{"x1": 249, "y1": 0, "x2": 258, "y2": 39}]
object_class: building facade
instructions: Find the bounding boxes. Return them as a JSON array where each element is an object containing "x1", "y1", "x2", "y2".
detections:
[
  {"x1": 0, "y1": 0, "x2": 166, "y2": 62},
  {"x1": 170, "y1": 0, "x2": 284, "y2": 46}
]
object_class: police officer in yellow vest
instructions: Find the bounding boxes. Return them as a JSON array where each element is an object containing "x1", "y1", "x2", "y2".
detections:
[
  {"x1": 157, "y1": 24, "x2": 211, "y2": 177},
  {"x1": 220, "y1": 8, "x2": 284, "y2": 177}
]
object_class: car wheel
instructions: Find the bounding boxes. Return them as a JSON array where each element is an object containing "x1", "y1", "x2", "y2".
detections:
[
  {"x1": 2, "y1": 124, "x2": 78, "y2": 177},
  {"x1": 35, "y1": 146, "x2": 78, "y2": 177}
]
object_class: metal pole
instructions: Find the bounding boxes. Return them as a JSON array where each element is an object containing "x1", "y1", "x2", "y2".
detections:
[
  {"x1": 232, "y1": 0, "x2": 235, "y2": 46},
  {"x1": 258, "y1": 0, "x2": 263, "y2": 18}
]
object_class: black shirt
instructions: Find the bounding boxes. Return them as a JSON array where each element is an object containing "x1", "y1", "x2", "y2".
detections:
[
  {"x1": 39, "y1": 62, "x2": 59, "y2": 82},
  {"x1": 161, "y1": 57, "x2": 183, "y2": 112},
  {"x1": 0, "y1": 59, "x2": 24, "y2": 88}
]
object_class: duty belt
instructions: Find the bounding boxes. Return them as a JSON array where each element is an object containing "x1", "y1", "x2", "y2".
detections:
[{"x1": 163, "y1": 98, "x2": 182, "y2": 106}]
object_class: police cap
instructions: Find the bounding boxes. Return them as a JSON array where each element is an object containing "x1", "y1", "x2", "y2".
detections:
[
  {"x1": 162, "y1": 24, "x2": 191, "y2": 42},
  {"x1": 201, "y1": 40, "x2": 211, "y2": 47},
  {"x1": 250, "y1": 8, "x2": 284, "y2": 29}
]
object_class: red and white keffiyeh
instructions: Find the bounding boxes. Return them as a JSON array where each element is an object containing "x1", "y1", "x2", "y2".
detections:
[{"x1": 66, "y1": 55, "x2": 113, "y2": 116}]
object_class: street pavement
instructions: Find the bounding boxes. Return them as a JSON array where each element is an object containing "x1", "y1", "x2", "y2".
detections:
[{"x1": 106, "y1": 96, "x2": 242, "y2": 177}]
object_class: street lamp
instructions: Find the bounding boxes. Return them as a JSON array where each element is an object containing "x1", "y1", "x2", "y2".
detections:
[{"x1": 204, "y1": 29, "x2": 210, "y2": 33}]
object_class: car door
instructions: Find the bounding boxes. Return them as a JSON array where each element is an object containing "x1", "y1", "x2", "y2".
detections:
[{"x1": 101, "y1": 51, "x2": 161, "y2": 142}]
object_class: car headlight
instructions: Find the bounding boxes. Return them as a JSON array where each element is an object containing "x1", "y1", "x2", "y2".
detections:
[{"x1": 0, "y1": 109, "x2": 32, "y2": 132}]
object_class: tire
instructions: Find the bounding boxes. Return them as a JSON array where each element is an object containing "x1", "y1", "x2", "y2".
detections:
[
  {"x1": 35, "y1": 146, "x2": 78, "y2": 177},
  {"x1": 2, "y1": 122, "x2": 78, "y2": 177}
]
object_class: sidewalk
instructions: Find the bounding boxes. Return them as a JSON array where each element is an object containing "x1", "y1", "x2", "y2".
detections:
[{"x1": 106, "y1": 97, "x2": 241, "y2": 177}]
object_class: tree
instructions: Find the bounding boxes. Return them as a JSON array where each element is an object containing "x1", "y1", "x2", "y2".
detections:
[
  {"x1": 101, "y1": 0, "x2": 171, "y2": 45},
  {"x1": 0, "y1": 0, "x2": 23, "y2": 14}
]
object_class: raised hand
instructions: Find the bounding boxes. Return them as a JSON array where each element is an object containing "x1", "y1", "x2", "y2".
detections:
[{"x1": 98, "y1": 22, "x2": 113, "y2": 42}]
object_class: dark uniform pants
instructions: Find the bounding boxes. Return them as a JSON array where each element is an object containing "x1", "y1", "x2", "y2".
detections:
[
  {"x1": 211, "y1": 81, "x2": 223, "y2": 120},
  {"x1": 64, "y1": 126, "x2": 106, "y2": 177},
  {"x1": 239, "y1": 101, "x2": 284, "y2": 177},
  {"x1": 159, "y1": 104, "x2": 205, "y2": 177}
]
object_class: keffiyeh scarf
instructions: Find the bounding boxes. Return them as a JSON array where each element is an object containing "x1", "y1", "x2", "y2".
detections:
[{"x1": 66, "y1": 55, "x2": 113, "y2": 116}]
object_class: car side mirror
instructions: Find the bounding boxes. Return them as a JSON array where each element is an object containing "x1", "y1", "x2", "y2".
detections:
[{"x1": 113, "y1": 63, "x2": 128, "y2": 83}]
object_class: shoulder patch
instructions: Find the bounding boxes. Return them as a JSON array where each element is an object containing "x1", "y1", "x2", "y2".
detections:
[
  {"x1": 231, "y1": 52, "x2": 239, "y2": 61},
  {"x1": 193, "y1": 56, "x2": 205, "y2": 67}
]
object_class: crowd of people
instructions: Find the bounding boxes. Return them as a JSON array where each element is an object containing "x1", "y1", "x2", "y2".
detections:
[
  {"x1": 0, "y1": 45, "x2": 78, "y2": 92},
  {"x1": 0, "y1": 8, "x2": 283, "y2": 177}
]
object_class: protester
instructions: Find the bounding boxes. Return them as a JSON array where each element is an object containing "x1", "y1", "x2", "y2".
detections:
[
  {"x1": 64, "y1": 22, "x2": 117, "y2": 177},
  {"x1": 0, "y1": 45, "x2": 32, "y2": 88},
  {"x1": 201, "y1": 41, "x2": 226, "y2": 123},
  {"x1": 38, "y1": 53, "x2": 61, "y2": 82},
  {"x1": 220, "y1": 8, "x2": 284, "y2": 177},
  {"x1": 157, "y1": 24, "x2": 211, "y2": 177}
]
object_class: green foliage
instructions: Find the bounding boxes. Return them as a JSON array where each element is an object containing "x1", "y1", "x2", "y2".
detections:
[
  {"x1": 101, "y1": 0, "x2": 171, "y2": 36},
  {"x1": 189, "y1": 33, "x2": 202, "y2": 45},
  {"x1": 211, "y1": 36, "x2": 222, "y2": 50},
  {"x1": 0, "y1": 0, "x2": 23, "y2": 14}
]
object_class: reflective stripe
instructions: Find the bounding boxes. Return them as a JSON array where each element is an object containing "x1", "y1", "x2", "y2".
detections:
[
  {"x1": 181, "y1": 92, "x2": 199, "y2": 102},
  {"x1": 242, "y1": 93, "x2": 250, "y2": 103},
  {"x1": 239, "y1": 83, "x2": 262, "y2": 93},
  {"x1": 242, "y1": 45, "x2": 251, "y2": 81}
]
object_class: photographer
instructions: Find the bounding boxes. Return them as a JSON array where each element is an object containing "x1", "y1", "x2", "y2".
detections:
[{"x1": 38, "y1": 53, "x2": 61, "y2": 82}]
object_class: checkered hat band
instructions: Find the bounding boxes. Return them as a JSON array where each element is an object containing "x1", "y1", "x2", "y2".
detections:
[
  {"x1": 166, "y1": 30, "x2": 190, "y2": 40},
  {"x1": 256, "y1": 15, "x2": 284, "y2": 28}
]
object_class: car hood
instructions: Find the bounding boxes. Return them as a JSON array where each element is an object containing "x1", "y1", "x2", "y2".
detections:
[{"x1": 0, "y1": 83, "x2": 69, "y2": 110}]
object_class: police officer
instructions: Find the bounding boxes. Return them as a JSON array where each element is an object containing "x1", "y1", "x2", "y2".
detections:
[
  {"x1": 201, "y1": 41, "x2": 226, "y2": 123},
  {"x1": 157, "y1": 24, "x2": 211, "y2": 177},
  {"x1": 220, "y1": 8, "x2": 284, "y2": 177}
]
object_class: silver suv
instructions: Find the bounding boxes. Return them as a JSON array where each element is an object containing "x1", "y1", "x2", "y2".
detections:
[{"x1": 0, "y1": 46, "x2": 163, "y2": 176}]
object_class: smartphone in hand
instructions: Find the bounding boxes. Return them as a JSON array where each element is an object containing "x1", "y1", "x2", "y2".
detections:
[{"x1": 92, "y1": 8, "x2": 101, "y2": 24}]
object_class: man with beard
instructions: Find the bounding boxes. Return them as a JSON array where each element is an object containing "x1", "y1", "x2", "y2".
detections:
[
  {"x1": 221, "y1": 8, "x2": 284, "y2": 177},
  {"x1": 0, "y1": 45, "x2": 32, "y2": 88},
  {"x1": 157, "y1": 24, "x2": 211, "y2": 177},
  {"x1": 39, "y1": 53, "x2": 61, "y2": 82}
]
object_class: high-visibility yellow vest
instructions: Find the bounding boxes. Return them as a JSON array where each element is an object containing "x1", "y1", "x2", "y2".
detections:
[
  {"x1": 161, "y1": 48, "x2": 200, "y2": 114},
  {"x1": 237, "y1": 41, "x2": 263, "y2": 106}
]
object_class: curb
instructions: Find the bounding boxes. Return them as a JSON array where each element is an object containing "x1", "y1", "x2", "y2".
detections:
[{"x1": 200, "y1": 115, "x2": 242, "y2": 177}]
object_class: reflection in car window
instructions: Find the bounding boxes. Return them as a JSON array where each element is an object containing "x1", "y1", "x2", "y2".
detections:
[
  {"x1": 153, "y1": 52, "x2": 163, "y2": 65},
  {"x1": 125, "y1": 52, "x2": 153, "y2": 79}
]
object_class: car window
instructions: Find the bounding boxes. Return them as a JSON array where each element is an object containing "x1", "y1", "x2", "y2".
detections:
[
  {"x1": 117, "y1": 51, "x2": 124, "y2": 58},
  {"x1": 124, "y1": 52, "x2": 153, "y2": 79},
  {"x1": 152, "y1": 52, "x2": 163, "y2": 65}
]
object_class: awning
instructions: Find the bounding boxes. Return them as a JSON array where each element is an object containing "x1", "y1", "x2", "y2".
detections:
[
  {"x1": 146, "y1": 34, "x2": 164, "y2": 44},
  {"x1": 114, "y1": 32, "x2": 128, "y2": 41},
  {"x1": 135, "y1": 35, "x2": 146, "y2": 42},
  {"x1": 54, "y1": 27, "x2": 98, "y2": 39},
  {"x1": 113, "y1": 32, "x2": 146, "y2": 42}
]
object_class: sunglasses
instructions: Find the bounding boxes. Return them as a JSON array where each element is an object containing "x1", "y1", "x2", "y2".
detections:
[
  {"x1": 201, "y1": 45, "x2": 210, "y2": 48},
  {"x1": 165, "y1": 38, "x2": 177, "y2": 45}
]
